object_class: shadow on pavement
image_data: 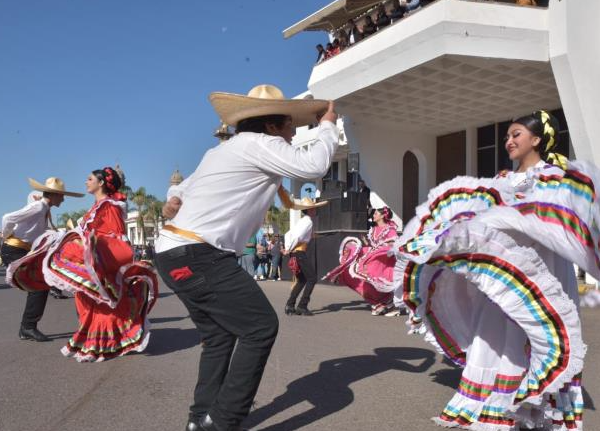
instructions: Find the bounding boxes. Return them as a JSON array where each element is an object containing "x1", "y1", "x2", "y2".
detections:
[
  {"x1": 584, "y1": 386, "x2": 596, "y2": 411},
  {"x1": 47, "y1": 331, "x2": 75, "y2": 340},
  {"x1": 311, "y1": 300, "x2": 370, "y2": 315},
  {"x1": 429, "y1": 367, "x2": 461, "y2": 389},
  {"x1": 150, "y1": 316, "x2": 189, "y2": 324},
  {"x1": 158, "y1": 291, "x2": 175, "y2": 299},
  {"x1": 246, "y1": 346, "x2": 436, "y2": 430},
  {"x1": 144, "y1": 327, "x2": 201, "y2": 356},
  {"x1": 0, "y1": 283, "x2": 11, "y2": 290}
]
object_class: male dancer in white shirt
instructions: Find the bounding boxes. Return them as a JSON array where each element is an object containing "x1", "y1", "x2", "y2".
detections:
[
  {"x1": 154, "y1": 84, "x2": 338, "y2": 431},
  {"x1": 1, "y1": 177, "x2": 83, "y2": 341},
  {"x1": 283, "y1": 197, "x2": 326, "y2": 316}
]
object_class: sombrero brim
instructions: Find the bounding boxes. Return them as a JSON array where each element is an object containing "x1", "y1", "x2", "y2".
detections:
[
  {"x1": 28, "y1": 178, "x2": 85, "y2": 197},
  {"x1": 209, "y1": 92, "x2": 329, "y2": 128},
  {"x1": 291, "y1": 200, "x2": 329, "y2": 210}
]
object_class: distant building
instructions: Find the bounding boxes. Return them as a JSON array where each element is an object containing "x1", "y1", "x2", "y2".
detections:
[{"x1": 125, "y1": 168, "x2": 183, "y2": 247}]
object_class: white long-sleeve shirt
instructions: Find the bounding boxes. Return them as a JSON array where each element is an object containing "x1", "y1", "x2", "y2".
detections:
[
  {"x1": 1, "y1": 200, "x2": 50, "y2": 243},
  {"x1": 156, "y1": 120, "x2": 339, "y2": 254},
  {"x1": 284, "y1": 215, "x2": 313, "y2": 252}
]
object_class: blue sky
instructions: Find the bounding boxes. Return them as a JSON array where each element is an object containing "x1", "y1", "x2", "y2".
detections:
[{"x1": 0, "y1": 0, "x2": 327, "y2": 220}]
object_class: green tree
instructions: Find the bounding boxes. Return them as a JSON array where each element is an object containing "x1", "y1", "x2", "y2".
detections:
[
  {"x1": 266, "y1": 205, "x2": 290, "y2": 235},
  {"x1": 128, "y1": 187, "x2": 165, "y2": 245},
  {"x1": 57, "y1": 209, "x2": 87, "y2": 228}
]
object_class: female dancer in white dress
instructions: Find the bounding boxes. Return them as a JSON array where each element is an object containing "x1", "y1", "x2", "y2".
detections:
[{"x1": 392, "y1": 111, "x2": 599, "y2": 430}]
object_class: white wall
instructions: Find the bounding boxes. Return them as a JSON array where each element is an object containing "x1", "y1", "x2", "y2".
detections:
[
  {"x1": 549, "y1": 0, "x2": 600, "y2": 165},
  {"x1": 344, "y1": 118, "x2": 436, "y2": 219},
  {"x1": 309, "y1": 0, "x2": 549, "y2": 100}
]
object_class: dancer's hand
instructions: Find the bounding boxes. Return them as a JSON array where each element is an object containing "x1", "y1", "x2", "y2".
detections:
[
  {"x1": 318, "y1": 101, "x2": 337, "y2": 124},
  {"x1": 162, "y1": 197, "x2": 182, "y2": 219}
]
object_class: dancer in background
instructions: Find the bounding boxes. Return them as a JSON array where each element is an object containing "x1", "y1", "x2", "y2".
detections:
[
  {"x1": 8, "y1": 167, "x2": 158, "y2": 361},
  {"x1": 1, "y1": 177, "x2": 83, "y2": 341},
  {"x1": 284, "y1": 197, "x2": 327, "y2": 316},
  {"x1": 324, "y1": 206, "x2": 400, "y2": 316}
]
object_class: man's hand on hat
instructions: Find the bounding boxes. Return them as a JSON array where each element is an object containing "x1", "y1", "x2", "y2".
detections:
[
  {"x1": 318, "y1": 101, "x2": 337, "y2": 124},
  {"x1": 162, "y1": 197, "x2": 182, "y2": 219}
]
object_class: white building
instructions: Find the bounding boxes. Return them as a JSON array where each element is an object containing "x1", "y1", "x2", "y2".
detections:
[
  {"x1": 286, "y1": 0, "x2": 600, "y2": 284},
  {"x1": 125, "y1": 169, "x2": 183, "y2": 247}
]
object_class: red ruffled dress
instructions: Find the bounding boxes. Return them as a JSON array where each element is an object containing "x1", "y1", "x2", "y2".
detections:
[
  {"x1": 7, "y1": 198, "x2": 158, "y2": 362},
  {"x1": 324, "y1": 222, "x2": 398, "y2": 312}
]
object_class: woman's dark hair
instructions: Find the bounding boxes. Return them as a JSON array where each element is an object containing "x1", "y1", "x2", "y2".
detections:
[
  {"x1": 236, "y1": 114, "x2": 289, "y2": 134},
  {"x1": 92, "y1": 167, "x2": 123, "y2": 195},
  {"x1": 376, "y1": 207, "x2": 393, "y2": 222},
  {"x1": 512, "y1": 110, "x2": 560, "y2": 160}
]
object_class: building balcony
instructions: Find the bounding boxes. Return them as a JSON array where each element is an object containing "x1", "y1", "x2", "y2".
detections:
[{"x1": 306, "y1": 0, "x2": 558, "y2": 135}]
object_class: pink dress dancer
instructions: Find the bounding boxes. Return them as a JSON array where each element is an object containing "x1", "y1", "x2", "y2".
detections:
[{"x1": 324, "y1": 207, "x2": 398, "y2": 315}]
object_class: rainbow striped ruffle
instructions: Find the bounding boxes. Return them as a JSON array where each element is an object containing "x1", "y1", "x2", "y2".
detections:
[{"x1": 393, "y1": 160, "x2": 600, "y2": 430}]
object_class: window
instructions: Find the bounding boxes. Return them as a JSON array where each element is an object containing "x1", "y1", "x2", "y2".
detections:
[
  {"x1": 496, "y1": 121, "x2": 513, "y2": 172},
  {"x1": 477, "y1": 124, "x2": 496, "y2": 177},
  {"x1": 324, "y1": 162, "x2": 339, "y2": 181}
]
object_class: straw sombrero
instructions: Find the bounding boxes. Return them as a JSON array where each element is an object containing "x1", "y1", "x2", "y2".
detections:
[
  {"x1": 291, "y1": 197, "x2": 328, "y2": 210},
  {"x1": 209, "y1": 84, "x2": 329, "y2": 128},
  {"x1": 28, "y1": 177, "x2": 84, "y2": 197}
]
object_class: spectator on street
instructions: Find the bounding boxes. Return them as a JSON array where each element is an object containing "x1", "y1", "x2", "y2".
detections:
[
  {"x1": 269, "y1": 234, "x2": 284, "y2": 280},
  {"x1": 239, "y1": 234, "x2": 257, "y2": 277},
  {"x1": 255, "y1": 233, "x2": 269, "y2": 280}
]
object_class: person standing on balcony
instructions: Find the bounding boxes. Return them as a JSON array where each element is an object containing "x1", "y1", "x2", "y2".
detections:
[
  {"x1": 154, "y1": 84, "x2": 338, "y2": 431},
  {"x1": 390, "y1": 0, "x2": 407, "y2": 22},
  {"x1": 361, "y1": 15, "x2": 377, "y2": 37},
  {"x1": 315, "y1": 43, "x2": 326, "y2": 63},
  {"x1": 375, "y1": 4, "x2": 391, "y2": 30},
  {"x1": 403, "y1": 0, "x2": 421, "y2": 12},
  {"x1": 346, "y1": 18, "x2": 363, "y2": 45}
]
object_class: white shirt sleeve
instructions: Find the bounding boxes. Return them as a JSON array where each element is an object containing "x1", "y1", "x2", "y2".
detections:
[
  {"x1": 166, "y1": 175, "x2": 192, "y2": 201},
  {"x1": 1, "y1": 201, "x2": 44, "y2": 238},
  {"x1": 252, "y1": 121, "x2": 339, "y2": 180}
]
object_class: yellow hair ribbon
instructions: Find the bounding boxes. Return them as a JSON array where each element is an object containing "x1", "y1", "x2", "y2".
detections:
[
  {"x1": 538, "y1": 110, "x2": 556, "y2": 153},
  {"x1": 546, "y1": 152, "x2": 569, "y2": 170}
]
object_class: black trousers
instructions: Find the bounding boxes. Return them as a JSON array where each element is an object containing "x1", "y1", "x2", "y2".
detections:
[
  {"x1": 1, "y1": 243, "x2": 50, "y2": 329},
  {"x1": 155, "y1": 243, "x2": 279, "y2": 431},
  {"x1": 286, "y1": 250, "x2": 317, "y2": 309}
]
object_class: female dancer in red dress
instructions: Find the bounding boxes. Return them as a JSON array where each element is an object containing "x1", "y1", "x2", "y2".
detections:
[
  {"x1": 8, "y1": 167, "x2": 158, "y2": 362},
  {"x1": 324, "y1": 207, "x2": 398, "y2": 315}
]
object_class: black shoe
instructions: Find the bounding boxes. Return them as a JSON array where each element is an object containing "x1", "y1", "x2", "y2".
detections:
[
  {"x1": 295, "y1": 307, "x2": 313, "y2": 316},
  {"x1": 50, "y1": 288, "x2": 68, "y2": 299},
  {"x1": 284, "y1": 305, "x2": 296, "y2": 315},
  {"x1": 186, "y1": 414, "x2": 248, "y2": 431},
  {"x1": 19, "y1": 327, "x2": 50, "y2": 342}
]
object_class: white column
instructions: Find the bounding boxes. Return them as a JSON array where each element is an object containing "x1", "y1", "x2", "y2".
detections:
[
  {"x1": 465, "y1": 127, "x2": 477, "y2": 176},
  {"x1": 549, "y1": 0, "x2": 600, "y2": 164}
]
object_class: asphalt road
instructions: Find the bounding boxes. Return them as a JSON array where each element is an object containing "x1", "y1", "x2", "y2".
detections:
[{"x1": 1, "y1": 268, "x2": 600, "y2": 431}]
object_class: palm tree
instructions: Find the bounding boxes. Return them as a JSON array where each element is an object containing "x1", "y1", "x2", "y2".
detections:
[
  {"x1": 146, "y1": 195, "x2": 164, "y2": 235},
  {"x1": 266, "y1": 205, "x2": 290, "y2": 234},
  {"x1": 131, "y1": 187, "x2": 149, "y2": 245},
  {"x1": 57, "y1": 209, "x2": 87, "y2": 228}
]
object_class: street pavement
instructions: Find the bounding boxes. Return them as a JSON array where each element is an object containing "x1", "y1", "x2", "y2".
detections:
[{"x1": 1, "y1": 267, "x2": 600, "y2": 431}]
